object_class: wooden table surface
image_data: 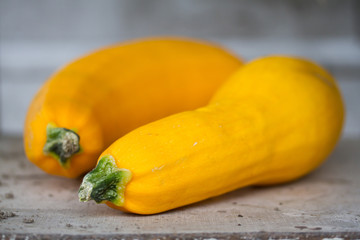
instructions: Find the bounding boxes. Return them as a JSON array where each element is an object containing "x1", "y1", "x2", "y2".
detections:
[{"x1": 0, "y1": 135, "x2": 359, "y2": 239}]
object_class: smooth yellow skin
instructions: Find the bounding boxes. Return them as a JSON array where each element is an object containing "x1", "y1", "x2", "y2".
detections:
[
  {"x1": 98, "y1": 56, "x2": 344, "y2": 214},
  {"x1": 23, "y1": 37, "x2": 242, "y2": 178}
]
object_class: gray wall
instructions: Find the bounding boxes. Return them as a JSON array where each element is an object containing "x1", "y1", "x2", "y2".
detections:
[{"x1": 1, "y1": 0, "x2": 359, "y2": 135}]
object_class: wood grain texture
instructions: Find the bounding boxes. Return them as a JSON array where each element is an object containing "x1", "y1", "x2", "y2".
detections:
[{"x1": 0, "y1": 136, "x2": 359, "y2": 239}]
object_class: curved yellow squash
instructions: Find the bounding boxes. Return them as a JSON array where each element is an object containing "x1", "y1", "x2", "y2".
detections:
[
  {"x1": 23, "y1": 37, "x2": 242, "y2": 178},
  {"x1": 79, "y1": 56, "x2": 344, "y2": 214}
]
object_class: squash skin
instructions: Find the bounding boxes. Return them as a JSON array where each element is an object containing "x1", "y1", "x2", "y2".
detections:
[
  {"x1": 89, "y1": 56, "x2": 344, "y2": 214},
  {"x1": 23, "y1": 37, "x2": 242, "y2": 178}
]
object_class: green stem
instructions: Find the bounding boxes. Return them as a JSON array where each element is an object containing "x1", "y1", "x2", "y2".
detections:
[
  {"x1": 78, "y1": 155, "x2": 132, "y2": 206},
  {"x1": 43, "y1": 123, "x2": 81, "y2": 167}
]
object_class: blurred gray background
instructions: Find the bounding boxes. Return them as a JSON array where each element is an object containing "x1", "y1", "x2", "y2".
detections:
[{"x1": 1, "y1": 0, "x2": 359, "y2": 137}]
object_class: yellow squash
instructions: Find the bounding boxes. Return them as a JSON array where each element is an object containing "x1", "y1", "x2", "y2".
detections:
[
  {"x1": 24, "y1": 37, "x2": 242, "y2": 178},
  {"x1": 79, "y1": 56, "x2": 344, "y2": 214}
]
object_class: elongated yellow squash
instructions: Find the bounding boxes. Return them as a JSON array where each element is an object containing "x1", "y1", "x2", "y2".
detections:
[
  {"x1": 23, "y1": 37, "x2": 242, "y2": 178},
  {"x1": 78, "y1": 56, "x2": 344, "y2": 214}
]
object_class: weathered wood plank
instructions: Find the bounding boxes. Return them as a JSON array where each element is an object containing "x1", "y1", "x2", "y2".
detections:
[{"x1": 0, "y1": 137, "x2": 359, "y2": 239}]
